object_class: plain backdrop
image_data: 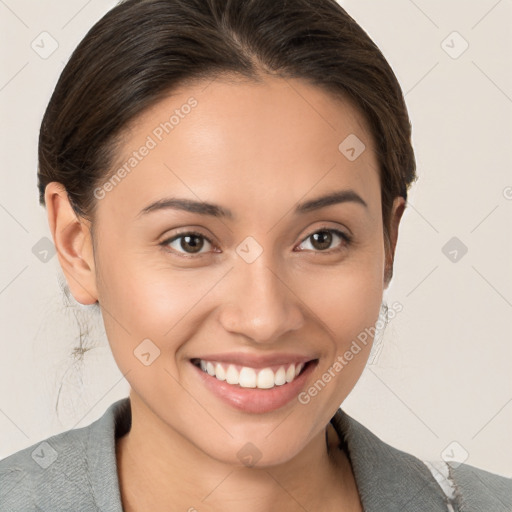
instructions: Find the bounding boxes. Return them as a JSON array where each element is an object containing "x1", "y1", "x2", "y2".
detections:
[{"x1": 0, "y1": 0, "x2": 511, "y2": 477}]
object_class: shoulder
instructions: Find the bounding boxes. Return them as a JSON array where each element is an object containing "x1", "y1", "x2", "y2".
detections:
[
  {"x1": 0, "y1": 421, "x2": 95, "y2": 510},
  {"x1": 0, "y1": 397, "x2": 130, "y2": 512},
  {"x1": 331, "y1": 408, "x2": 512, "y2": 511},
  {"x1": 434, "y1": 459, "x2": 512, "y2": 511}
]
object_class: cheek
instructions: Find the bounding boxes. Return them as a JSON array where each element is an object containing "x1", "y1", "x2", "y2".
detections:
[
  {"x1": 295, "y1": 245, "x2": 385, "y2": 383},
  {"x1": 293, "y1": 260, "x2": 385, "y2": 418},
  {"x1": 297, "y1": 246, "x2": 385, "y2": 339},
  {"x1": 95, "y1": 243, "x2": 227, "y2": 373}
]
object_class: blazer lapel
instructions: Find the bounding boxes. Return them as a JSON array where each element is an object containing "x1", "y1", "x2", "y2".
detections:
[{"x1": 330, "y1": 408, "x2": 450, "y2": 512}]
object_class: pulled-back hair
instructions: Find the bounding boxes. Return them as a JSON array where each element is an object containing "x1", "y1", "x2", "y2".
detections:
[{"x1": 37, "y1": 0, "x2": 416, "y2": 282}]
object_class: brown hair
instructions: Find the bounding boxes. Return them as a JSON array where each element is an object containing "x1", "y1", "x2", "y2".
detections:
[{"x1": 37, "y1": 0, "x2": 416, "y2": 282}]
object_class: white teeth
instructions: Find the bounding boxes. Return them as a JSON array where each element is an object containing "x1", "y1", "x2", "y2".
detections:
[
  {"x1": 239, "y1": 367, "x2": 257, "y2": 388},
  {"x1": 215, "y1": 363, "x2": 226, "y2": 381},
  {"x1": 206, "y1": 361, "x2": 215, "y2": 376},
  {"x1": 196, "y1": 359, "x2": 306, "y2": 389},
  {"x1": 226, "y1": 364, "x2": 239, "y2": 385},
  {"x1": 257, "y1": 368, "x2": 275, "y2": 389},
  {"x1": 274, "y1": 366, "x2": 286, "y2": 386}
]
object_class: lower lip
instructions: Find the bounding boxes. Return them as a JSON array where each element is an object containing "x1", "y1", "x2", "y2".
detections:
[{"x1": 191, "y1": 360, "x2": 318, "y2": 414}]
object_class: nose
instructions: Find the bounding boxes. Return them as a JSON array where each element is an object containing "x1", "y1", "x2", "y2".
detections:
[{"x1": 218, "y1": 256, "x2": 305, "y2": 344}]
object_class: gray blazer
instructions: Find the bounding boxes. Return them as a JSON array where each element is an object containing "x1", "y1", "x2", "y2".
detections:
[{"x1": 0, "y1": 397, "x2": 510, "y2": 511}]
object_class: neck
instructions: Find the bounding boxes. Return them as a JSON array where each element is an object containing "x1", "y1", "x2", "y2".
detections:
[{"x1": 116, "y1": 391, "x2": 360, "y2": 512}]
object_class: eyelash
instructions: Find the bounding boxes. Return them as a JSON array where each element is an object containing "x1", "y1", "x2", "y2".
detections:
[{"x1": 160, "y1": 227, "x2": 352, "y2": 258}]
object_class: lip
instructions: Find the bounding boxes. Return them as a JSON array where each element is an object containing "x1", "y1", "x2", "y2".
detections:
[{"x1": 190, "y1": 358, "x2": 319, "y2": 414}]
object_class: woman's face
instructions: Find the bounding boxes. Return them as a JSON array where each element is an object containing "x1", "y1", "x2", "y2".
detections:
[{"x1": 80, "y1": 76, "x2": 403, "y2": 465}]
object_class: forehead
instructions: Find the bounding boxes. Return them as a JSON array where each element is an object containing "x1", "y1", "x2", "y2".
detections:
[{"x1": 98, "y1": 75, "x2": 380, "y2": 223}]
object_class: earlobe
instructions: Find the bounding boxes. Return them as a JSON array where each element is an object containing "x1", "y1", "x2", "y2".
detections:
[
  {"x1": 45, "y1": 182, "x2": 99, "y2": 305},
  {"x1": 384, "y1": 196, "x2": 406, "y2": 288}
]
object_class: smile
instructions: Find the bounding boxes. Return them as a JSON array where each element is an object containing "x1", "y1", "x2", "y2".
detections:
[
  {"x1": 190, "y1": 354, "x2": 319, "y2": 413},
  {"x1": 192, "y1": 358, "x2": 306, "y2": 389}
]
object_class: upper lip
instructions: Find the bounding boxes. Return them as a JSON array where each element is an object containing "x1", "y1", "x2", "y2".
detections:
[{"x1": 191, "y1": 352, "x2": 318, "y2": 368}]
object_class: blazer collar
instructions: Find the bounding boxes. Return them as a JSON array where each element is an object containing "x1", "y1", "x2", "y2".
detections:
[
  {"x1": 330, "y1": 408, "x2": 450, "y2": 511},
  {"x1": 85, "y1": 398, "x2": 131, "y2": 511},
  {"x1": 86, "y1": 397, "x2": 450, "y2": 512}
]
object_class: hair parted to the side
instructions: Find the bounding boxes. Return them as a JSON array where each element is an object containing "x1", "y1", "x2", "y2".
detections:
[{"x1": 37, "y1": 0, "x2": 417, "y2": 283}]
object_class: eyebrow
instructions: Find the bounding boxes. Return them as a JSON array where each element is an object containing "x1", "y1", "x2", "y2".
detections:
[{"x1": 137, "y1": 189, "x2": 368, "y2": 220}]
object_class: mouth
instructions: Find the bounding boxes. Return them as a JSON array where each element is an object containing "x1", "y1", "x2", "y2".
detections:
[
  {"x1": 189, "y1": 357, "x2": 319, "y2": 414},
  {"x1": 190, "y1": 357, "x2": 315, "y2": 389}
]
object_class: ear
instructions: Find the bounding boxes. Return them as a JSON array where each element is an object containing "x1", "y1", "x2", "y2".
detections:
[
  {"x1": 384, "y1": 196, "x2": 406, "y2": 288},
  {"x1": 45, "y1": 182, "x2": 98, "y2": 305}
]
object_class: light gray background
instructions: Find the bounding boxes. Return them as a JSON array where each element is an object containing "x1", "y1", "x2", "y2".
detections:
[{"x1": 0, "y1": 0, "x2": 511, "y2": 477}]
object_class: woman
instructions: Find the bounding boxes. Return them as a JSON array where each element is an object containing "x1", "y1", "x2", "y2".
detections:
[{"x1": 1, "y1": 0, "x2": 510, "y2": 510}]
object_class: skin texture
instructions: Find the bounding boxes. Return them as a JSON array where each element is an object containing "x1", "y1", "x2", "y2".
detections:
[{"x1": 45, "y1": 75, "x2": 405, "y2": 511}]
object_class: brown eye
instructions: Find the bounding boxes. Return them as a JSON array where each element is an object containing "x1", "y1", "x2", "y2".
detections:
[
  {"x1": 297, "y1": 228, "x2": 351, "y2": 253},
  {"x1": 162, "y1": 232, "x2": 214, "y2": 256},
  {"x1": 310, "y1": 230, "x2": 333, "y2": 251}
]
